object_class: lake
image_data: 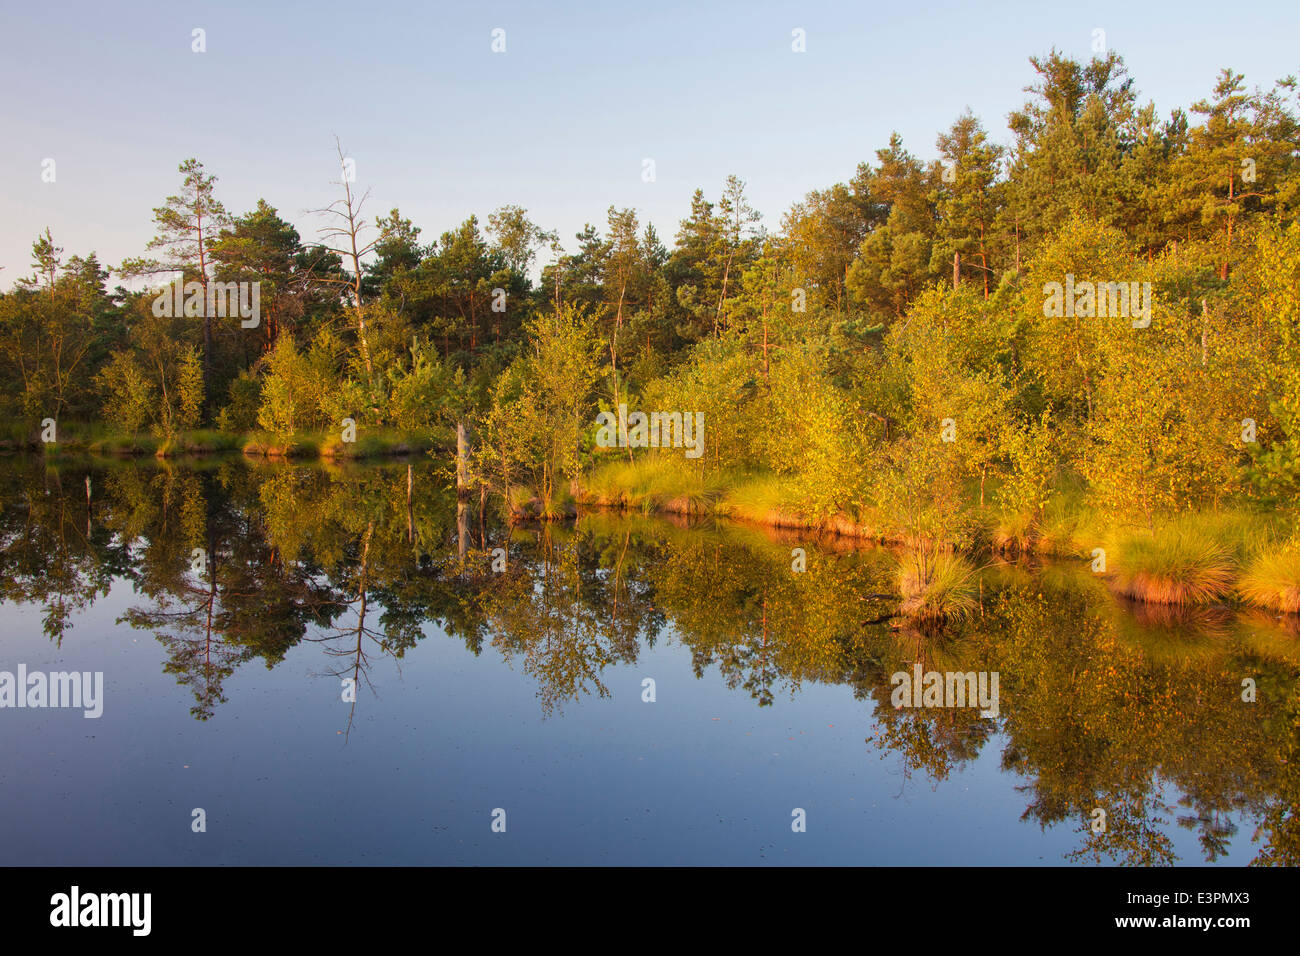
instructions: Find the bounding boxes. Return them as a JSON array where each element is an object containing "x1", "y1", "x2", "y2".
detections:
[{"x1": 1, "y1": 456, "x2": 1296, "y2": 865}]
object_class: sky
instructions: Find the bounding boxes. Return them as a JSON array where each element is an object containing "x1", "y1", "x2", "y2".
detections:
[{"x1": 1, "y1": 0, "x2": 1297, "y2": 290}]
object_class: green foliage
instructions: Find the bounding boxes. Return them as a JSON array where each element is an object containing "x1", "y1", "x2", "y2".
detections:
[
  {"x1": 753, "y1": 348, "x2": 861, "y2": 517},
  {"x1": 1243, "y1": 222, "x2": 1300, "y2": 494},
  {"x1": 176, "y1": 347, "x2": 204, "y2": 431},
  {"x1": 997, "y1": 410, "x2": 1060, "y2": 526},
  {"x1": 641, "y1": 336, "x2": 757, "y2": 473},
  {"x1": 386, "y1": 340, "x2": 462, "y2": 432},
  {"x1": 256, "y1": 330, "x2": 345, "y2": 439},
  {"x1": 478, "y1": 303, "x2": 603, "y2": 505},
  {"x1": 216, "y1": 369, "x2": 263, "y2": 433},
  {"x1": 96, "y1": 351, "x2": 154, "y2": 433}
]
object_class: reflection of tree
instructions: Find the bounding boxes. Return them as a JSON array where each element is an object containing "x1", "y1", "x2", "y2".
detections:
[
  {"x1": 1064, "y1": 790, "x2": 1178, "y2": 867},
  {"x1": 484, "y1": 526, "x2": 625, "y2": 717},
  {"x1": 0, "y1": 461, "x2": 116, "y2": 645},
  {"x1": 979, "y1": 583, "x2": 1290, "y2": 865},
  {"x1": 858, "y1": 624, "x2": 997, "y2": 785},
  {"x1": 1176, "y1": 800, "x2": 1238, "y2": 863},
  {"x1": 117, "y1": 472, "x2": 246, "y2": 721},
  {"x1": 309, "y1": 519, "x2": 392, "y2": 739},
  {"x1": 1253, "y1": 684, "x2": 1300, "y2": 866},
  {"x1": 5, "y1": 457, "x2": 1300, "y2": 864},
  {"x1": 648, "y1": 534, "x2": 886, "y2": 707}
]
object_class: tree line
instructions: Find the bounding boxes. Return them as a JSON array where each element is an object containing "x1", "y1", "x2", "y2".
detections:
[{"x1": 2, "y1": 49, "x2": 1299, "y2": 540}]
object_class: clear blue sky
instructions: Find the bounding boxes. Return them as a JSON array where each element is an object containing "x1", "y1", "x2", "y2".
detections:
[{"x1": 1, "y1": 0, "x2": 1296, "y2": 289}]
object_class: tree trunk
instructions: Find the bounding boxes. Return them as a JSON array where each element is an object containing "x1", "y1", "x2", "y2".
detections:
[
  {"x1": 457, "y1": 500, "x2": 469, "y2": 563},
  {"x1": 456, "y1": 421, "x2": 472, "y2": 498},
  {"x1": 406, "y1": 463, "x2": 414, "y2": 543}
]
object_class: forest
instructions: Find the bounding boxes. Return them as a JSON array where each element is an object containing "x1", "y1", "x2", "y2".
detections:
[{"x1": 2, "y1": 49, "x2": 1299, "y2": 618}]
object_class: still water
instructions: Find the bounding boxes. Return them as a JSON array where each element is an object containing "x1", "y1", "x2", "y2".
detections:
[{"x1": 1, "y1": 457, "x2": 1296, "y2": 865}]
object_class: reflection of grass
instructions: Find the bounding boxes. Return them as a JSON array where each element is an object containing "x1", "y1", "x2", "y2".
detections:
[
  {"x1": 1239, "y1": 549, "x2": 1300, "y2": 614},
  {"x1": 898, "y1": 550, "x2": 978, "y2": 621},
  {"x1": 1107, "y1": 526, "x2": 1236, "y2": 606},
  {"x1": 1237, "y1": 608, "x2": 1300, "y2": 655}
]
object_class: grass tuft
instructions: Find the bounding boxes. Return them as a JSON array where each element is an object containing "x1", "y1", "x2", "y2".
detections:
[
  {"x1": 1108, "y1": 526, "x2": 1236, "y2": 606},
  {"x1": 897, "y1": 550, "x2": 978, "y2": 621},
  {"x1": 1238, "y1": 548, "x2": 1300, "y2": 614}
]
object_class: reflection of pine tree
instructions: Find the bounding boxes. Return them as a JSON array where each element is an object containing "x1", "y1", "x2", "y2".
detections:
[
  {"x1": 125, "y1": 538, "x2": 250, "y2": 721},
  {"x1": 118, "y1": 468, "x2": 332, "y2": 720}
]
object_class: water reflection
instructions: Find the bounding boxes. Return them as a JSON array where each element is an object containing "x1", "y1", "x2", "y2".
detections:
[{"x1": 1, "y1": 457, "x2": 1298, "y2": 864}]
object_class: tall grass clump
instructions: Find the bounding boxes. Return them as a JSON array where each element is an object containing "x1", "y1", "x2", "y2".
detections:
[
  {"x1": 1107, "y1": 525, "x2": 1236, "y2": 606},
  {"x1": 897, "y1": 549, "x2": 978, "y2": 622},
  {"x1": 718, "y1": 472, "x2": 810, "y2": 527},
  {"x1": 1238, "y1": 549, "x2": 1300, "y2": 614},
  {"x1": 582, "y1": 455, "x2": 722, "y2": 512}
]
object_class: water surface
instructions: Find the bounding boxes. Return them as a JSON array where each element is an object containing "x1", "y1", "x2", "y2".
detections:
[{"x1": 1, "y1": 457, "x2": 1296, "y2": 865}]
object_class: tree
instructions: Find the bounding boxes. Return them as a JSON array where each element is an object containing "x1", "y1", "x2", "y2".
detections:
[
  {"x1": 486, "y1": 205, "x2": 547, "y2": 278},
  {"x1": 1005, "y1": 51, "x2": 1137, "y2": 252},
  {"x1": 120, "y1": 158, "x2": 230, "y2": 415},
  {"x1": 366, "y1": 208, "x2": 424, "y2": 296},
  {"x1": 713, "y1": 175, "x2": 763, "y2": 333},
  {"x1": 932, "y1": 110, "x2": 1005, "y2": 297},
  {"x1": 309, "y1": 139, "x2": 381, "y2": 381},
  {"x1": 478, "y1": 303, "x2": 603, "y2": 512},
  {"x1": 1163, "y1": 70, "x2": 1299, "y2": 279},
  {"x1": 210, "y1": 199, "x2": 309, "y2": 352},
  {"x1": 845, "y1": 134, "x2": 938, "y2": 323},
  {"x1": 0, "y1": 232, "x2": 104, "y2": 425}
]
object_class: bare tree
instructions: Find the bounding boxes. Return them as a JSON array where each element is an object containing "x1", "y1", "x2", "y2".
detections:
[{"x1": 307, "y1": 138, "x2": 380, "y2": 378}]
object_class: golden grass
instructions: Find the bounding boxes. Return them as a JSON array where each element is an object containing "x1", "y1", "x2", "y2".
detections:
[
  {"x1": 1238, "y1": 549, "x2": 1300, "y2": 614},
  {"x1": 897, "y1": 550, "x2": 978, "y2": 621},
  {"x1": 1107, "y1": 526, "x2": 1236, "y2": 606},
  {"x1": 582, "y1": 455, "x2": 725, "y2": 512}
]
